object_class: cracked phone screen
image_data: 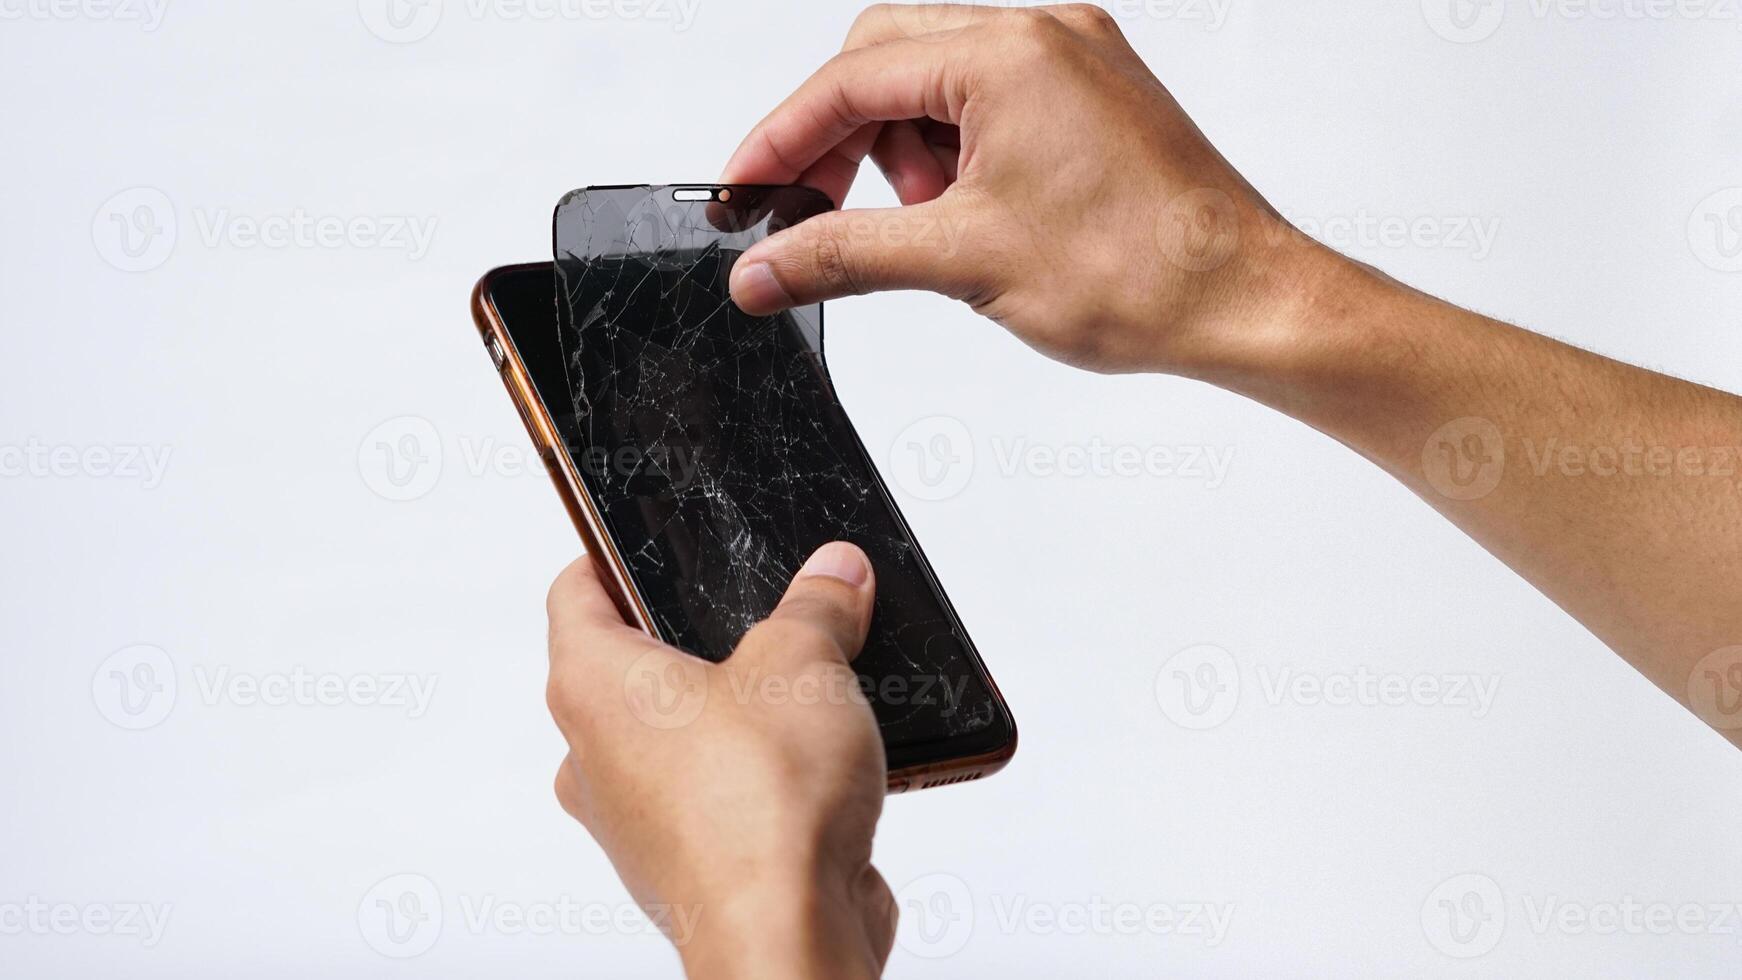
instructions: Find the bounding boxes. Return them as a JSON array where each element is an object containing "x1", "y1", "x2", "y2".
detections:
[{"x1": 547, "y1": 185, "x2": 1011, "y2": 761}]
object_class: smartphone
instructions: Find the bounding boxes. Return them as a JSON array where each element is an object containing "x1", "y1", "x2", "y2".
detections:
[{"x1": 470, "y1": 185, "x2": 1015, "y2": 791}]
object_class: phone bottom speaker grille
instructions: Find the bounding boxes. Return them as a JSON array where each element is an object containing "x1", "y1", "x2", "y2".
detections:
[{"x1": 919, "y1": 772, "x2": 984, "y2": 790}]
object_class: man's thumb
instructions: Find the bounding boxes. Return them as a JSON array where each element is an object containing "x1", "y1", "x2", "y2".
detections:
[
  {"x1": 742, "y1": 542, "x2": 877, "y2": 669},
  {"x1": 729, "y1": 203, "x2": 976, "y2": 314}
]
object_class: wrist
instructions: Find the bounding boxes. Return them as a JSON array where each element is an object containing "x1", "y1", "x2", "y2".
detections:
[
  {"x1": 1161, "y1": 217, "x2": 1402, "y2": 397},
  {"x1": 678, "y1": 865, "x2": 882, "y2": 980},
  {"x1": 1157, "y1": 217, "x2": 1500, "y2": 477}
]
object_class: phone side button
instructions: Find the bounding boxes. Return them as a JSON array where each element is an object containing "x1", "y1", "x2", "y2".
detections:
[{"x1": 486, "y1": 334, "x2": 507, "y2": 371}]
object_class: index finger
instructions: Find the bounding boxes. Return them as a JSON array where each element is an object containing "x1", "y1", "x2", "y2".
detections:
[
  {"x1": 718, "y1": 33, "x2": 980, "y2": 189},
  {"x1": 545, "y1": 554, "x2": 670, "y2": 734},
  {"x1": 546, "y1": 554, "x2": 662, "y2": 678},
  {"x1": 546, "y1": 554, "x2": 639, "y2": 649}
]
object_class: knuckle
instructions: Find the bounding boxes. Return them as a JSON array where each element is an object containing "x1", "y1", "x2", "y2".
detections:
[
  {"x1": 553, "y1": 762, "x2": 590, "y2": 823},
  {"x1": 848, "y1": 3, "x2": 892, "y2": 39},
  {"x1": 545, "y1": 669, "x2": 593, "y2": 730},
  {"x1": 1055, "y1": 3, "x2": 1118, "y2": 31},
  {"x1": 1005, "y1": 6, "x2": 1060, "y2": 39},
  {"x1": 553, "y1": 764, "x2": 576, "y2": 805}
]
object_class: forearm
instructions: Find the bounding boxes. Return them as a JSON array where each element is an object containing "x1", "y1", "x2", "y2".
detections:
[{"x1": 1188, "y1": 235, "x2": 1742, "y2": 743}]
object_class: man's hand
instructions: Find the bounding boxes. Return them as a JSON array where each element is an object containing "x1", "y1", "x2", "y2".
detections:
[
  {"x1": 546, "y1": 542, "x2": 896, "y2": 979},
  {"x1": 721, "y1": 2, "x2": 1742, "y2": 746},
  {"x1": 721, "y1": 2, "x2": 1308, "y2": 374}
]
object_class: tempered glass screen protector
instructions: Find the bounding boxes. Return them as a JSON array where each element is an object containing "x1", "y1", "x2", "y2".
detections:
[{"x1": 550, "y1": 185, "x2": 1012, "y2": 760}]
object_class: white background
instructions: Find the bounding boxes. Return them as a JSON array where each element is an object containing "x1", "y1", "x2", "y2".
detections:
[{"x1": 4, "y1": 0, "x2": 1742, "y2": 976}]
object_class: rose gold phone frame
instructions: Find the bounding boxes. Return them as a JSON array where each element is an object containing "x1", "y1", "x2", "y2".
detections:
[{"x1": 471, "y1": 263, "x2": 1015, "y2": 792}]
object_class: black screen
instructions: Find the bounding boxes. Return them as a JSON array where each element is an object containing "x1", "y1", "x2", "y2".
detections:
[{"x1": 492, "y1": 242, "x2": 1012, "y2": 767}]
